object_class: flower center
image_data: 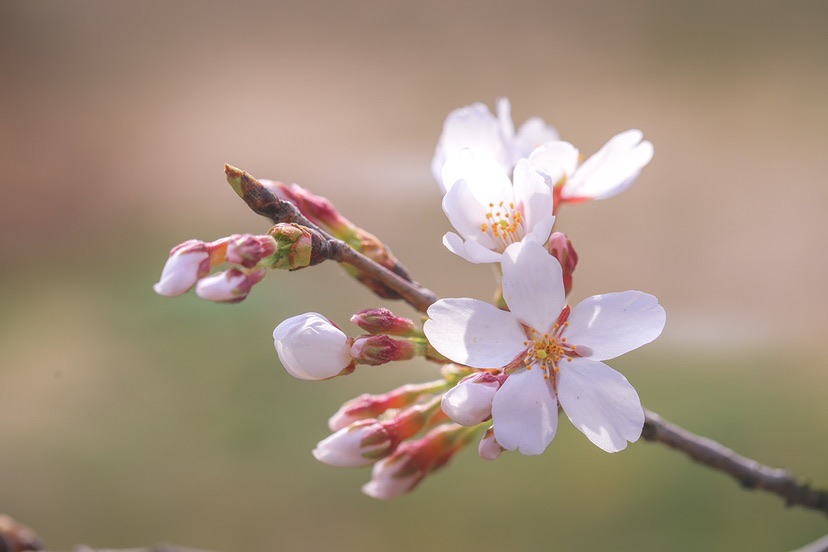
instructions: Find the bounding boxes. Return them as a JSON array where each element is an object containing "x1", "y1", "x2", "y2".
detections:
[
  {"x1": 479, "y1": 201, "x2": 525, "y2": 252},
  {"x1": 522, "y1": 308, "x2": 577, "y2": 379}
]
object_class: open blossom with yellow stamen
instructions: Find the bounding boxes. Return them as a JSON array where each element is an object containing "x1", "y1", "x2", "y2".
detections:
[
  {"x1": 424, "y1": 241, "x2": 666, "y2": 455},
  {"x1": 440, "y1": 149, "x2": 555, "y2": 264}
]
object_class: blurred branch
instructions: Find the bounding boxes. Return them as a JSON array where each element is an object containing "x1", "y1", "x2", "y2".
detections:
[
  {"x1": 642, "y1": 409, "x2": 828, "y2": 515},
  {"x1": 224, "y1": 164, "x2": 438, "y2": 312},
  {"x1": 791, "y1": 532, "x2": 828, "y2": 552},
  {"x1": 226, "y1": 164, "x2": 828, "y2": 517}
]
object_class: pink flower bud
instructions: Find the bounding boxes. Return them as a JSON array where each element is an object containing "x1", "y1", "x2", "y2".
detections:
[
  {"x1": 361, "y1": 424, "x2": 474, "y2": 500},
  {"x1": 441, "y1": 372, "x2": 503, "y2": 426},
  {"x1": 350, "y1": 335, "x2": 417, "y2": 366},
  {"x1": 273, "y1": 312, "x2": 355, "y2": 380},
  {"x1": 328, "y1": 381, "x2": 445, "y2": 431},
  {"x1": 547, "y1": 231, "x2": 578, "y2": 296},
  {"x1": 478, "y1": 427, "x2": 504, "y2": 461},
  {"x1": 153, "y1": 241, "x2": 211, "y2": 297},
  {"x1": 313, "y1": 420, "x2": 394, "y2": 467},
  {"x1": 222, "y1": 234, "x2": 277, "y2": 268},
  {"x1": 350, "y1": 308, "x2": 419, "y2": 336},
  {"x1": 260, "y1": 180, "x2": 350, "y2": 235},
  {"x1": 195, "y1": 267, "x2": 266, "y2": 303}
]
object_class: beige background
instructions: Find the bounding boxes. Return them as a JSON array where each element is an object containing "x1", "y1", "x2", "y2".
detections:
[{"x1": 1, "y1": 1, "x2": 826, "y2": 550}]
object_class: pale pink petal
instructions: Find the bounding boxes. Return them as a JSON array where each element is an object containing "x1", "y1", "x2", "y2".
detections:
[
  {"x1": 527, "y1": 214, "x2": 556, "y2": 247},
  {"x1": 153, "y1": 251, "x2": 209, "y2": 296},
  {"x1": 528, "y1": 141, "x2": 580, "y2": 185},
  {"x1": 424, "y1": 298, "x2": 526, "y2": 369},
  {"x1": 501, "y1": 241, "x2": 565, "y2": 332},
  {"x1": 478, "y1": 427, "x2": 504, "y2": 460},
  {"x1": 563, "y1": 130, "x2": 653, "y2": 200},
  {"x1": 491, "y1": 367, "x2": 558, "y2": 455},
  {"x1": 362, "y1": 457, "x2": 420, "y2": 500},
  {"x1": 557, "y1": 358, "x2": 644, "y2": 453},
  {"x1": 565, "y1": 291, "x2": 666, "y2": 361},
  {"x1": 194, "y1": 270, "x2": 247, "y2": 302},
  {"x1": 512, "y1": 158, "x2": 554, "y2": 234},
  {"x1": 496, "y1": 97, "x2": 515, "y2": 142},
  {"x1": 273, "y1": 313, "x2": 353, "y2": 380},
  {"x1": 312, "y1": 421, "x2": 391, "y2": 467}
]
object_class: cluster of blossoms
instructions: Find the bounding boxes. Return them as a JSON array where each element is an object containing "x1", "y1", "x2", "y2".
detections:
[{"x1": 155, "y1": 98, "x2": 665, "y2": 499}]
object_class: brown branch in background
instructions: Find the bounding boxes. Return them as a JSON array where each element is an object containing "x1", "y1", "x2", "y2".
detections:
[
  {"x1": 224, "y1": 165, "x2": 438, "y2": 312},
  {"x1": 226, "y1": 163, "x2": 828, "y2": 517},
  {"x1": 642, "y1": 409, "x2": 828, "y2": 515}
]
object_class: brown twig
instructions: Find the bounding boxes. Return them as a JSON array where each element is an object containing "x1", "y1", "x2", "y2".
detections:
[
  {"x1": 224, "y1": 165, "x2": 438, "y2": 312},
  {"x1": 226, "y1": 163, "x2": 828, "y2": 517},
  {"x1": 642, "y1": 409, "x2": 828, "y2": 515}
]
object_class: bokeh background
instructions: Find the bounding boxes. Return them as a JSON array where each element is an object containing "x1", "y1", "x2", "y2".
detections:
[{"x1": 1, "y1": 1, "x2": 827, "y2": 550}]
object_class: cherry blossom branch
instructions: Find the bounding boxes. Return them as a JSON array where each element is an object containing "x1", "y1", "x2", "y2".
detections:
[
  {"x1": 224, "y1": 165, "x2": 438, "y2": 312},
  {"x1": 642, "y1": 409, "x2": 828, "y2": 515},
  {"x1": 226, "y1": 164, "x2": 828, "y2": 516}
]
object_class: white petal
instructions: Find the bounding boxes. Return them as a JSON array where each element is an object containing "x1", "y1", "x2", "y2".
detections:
[
  {"x1": 441, "y1": 375, "x2": 499, "y2": 426},
  {"x1": 434, "y1": 106, "x2": 510, "y2": 193},
  {"x1": 557, "y1": 358, "x2": 644, "y2": 452},
  {"x1": 501, "y1": 241, "x2": 565, "y2": 332},
  {"x1": 442, "y1": 179, "x2": 496, "y2": 249},
  {"x1": 362, "y1": 456, "x2": 419, "y2": 500},
  {"x1": 491, "y1": 367, "x2": 558, "y2": 455},
  {"x1": 527, "y1": 214, "x2": 556, "y2": 247},
  {"x1": 273, "y1": 313, "x2": 353, "y2": 380},
  {"x1": 496, "y1": 97, "x2": 515, "y2": 142},
  {"x1": 528, "y1": 141, "x2": 580, "y2": 185},
  {"x1": 563, "y1": 130, "x2": 654, "y2": 200},
  {"x1": 442, "y1": 232, "x2": 503, "y2": 264},
  {"x1": 565, "y1": 291, "x2": 666, "y2": 361},
  {"x1": 424, "y1": 298, "x2": 526, "y2": 369},
  {"x1": 512, "y1": 117, "x2": 560, "y2": 163},
  {"x1": 512, "y1": 159, "x2": 554, "y2": 235}
]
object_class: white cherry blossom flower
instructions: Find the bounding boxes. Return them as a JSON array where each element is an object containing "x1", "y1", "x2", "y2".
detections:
[
  {"x1": 432, "y1": 98, "x2": 559, "y2": 193},
  {"x1": 529, "y1": 130, "x2": 653, "y2": 203},
  {"x1": 424, "y1": 241, "x2": 666, "y2": 455},
  {"x1": 273, "y1": 313, "x2": 355, "y2": 380},
  {"x1": 441, "y1": 150, "x2": 555, "y2": 264}
]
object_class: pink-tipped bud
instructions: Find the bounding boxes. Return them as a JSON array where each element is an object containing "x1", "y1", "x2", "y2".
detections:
[
  {"x1": 221, "y1": 234, "x2": 277, "y2": 268},
  {"x1": 361, "y1": 423, "x2": 474, "y2": 500},
  {"x1": 153, "y1": 240, "x2": 211, "y2": 297},
  {"x1": 350, "y1": 335, "x2": 417, "y2": 366},
  {"x1": 350, "y1": 308, "x2": 420, "y2": 336},
  {"x1": 328, "y1": 381, "x2": 445, "y2": 431},
  {"x1": 261, "y1": 180, "x2": 350, "y2": 235},
  {"x1": 195, "y1": 267, "x2": 266, "y2": 303},
  {"x1": 273, "y1": 312, "x2": 355, "y2": 380},
  {"x1": 441, "y1": 372, "x2": 504, "y2": 426},
  {"x1": 478, "y1": 427, "x2": 504, "y2": 461},
  {"x1": 547, "y1": 231, "x2": 578, "y2": 296}
]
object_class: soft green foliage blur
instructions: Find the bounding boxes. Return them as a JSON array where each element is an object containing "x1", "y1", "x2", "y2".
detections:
[{"x1": 1, "y1": 1, "x2": 827, "y2": 550}]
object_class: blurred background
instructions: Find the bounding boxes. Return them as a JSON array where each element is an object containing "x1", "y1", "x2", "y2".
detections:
[{"x1": 1, "y1": 1, "x2": 826, "y2": 550}]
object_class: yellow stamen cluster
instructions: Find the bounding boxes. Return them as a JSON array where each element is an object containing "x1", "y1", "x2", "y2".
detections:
[
  {"x1": 479, "y1": 201, "x2": 525, "y2": 251},
  {"x1": 523, "y1": 322, "x2": 577, "y2": 380}
]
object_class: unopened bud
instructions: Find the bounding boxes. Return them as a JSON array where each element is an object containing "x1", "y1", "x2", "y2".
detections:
[
  {"x1": 328, "y1": 380, "x2": 449, "y2": 431},
  {"x1": 547, "y1": 231, "x2": 578, "y2": 296},
  {"x1": 223, "y1": 234, "x2": 277, "y2": 268},
  {"x1": 266, "y1": 223, "x2": 331, "y2": 270},
  {"x1": 350, "y1": 308, "x2": 420, "y2": 336},
  {"x1": 441, "y1": 372, "x2": 504, "y2": 427},
  {"x1": 195, "y1": 267, "x2": 266, "y2": 303},
  {"x1": 273, "y1": 312, "x2": 356, "y2": 380},
  {"x1": 350, "y1": 335, "x2": 417, "y2": 366},
  {"x1": 478, "y1": 427, "x2": 504, "y2": 461},
  {"x1": 153, "y1": 240, "x2": 211, "y2": 297}
]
